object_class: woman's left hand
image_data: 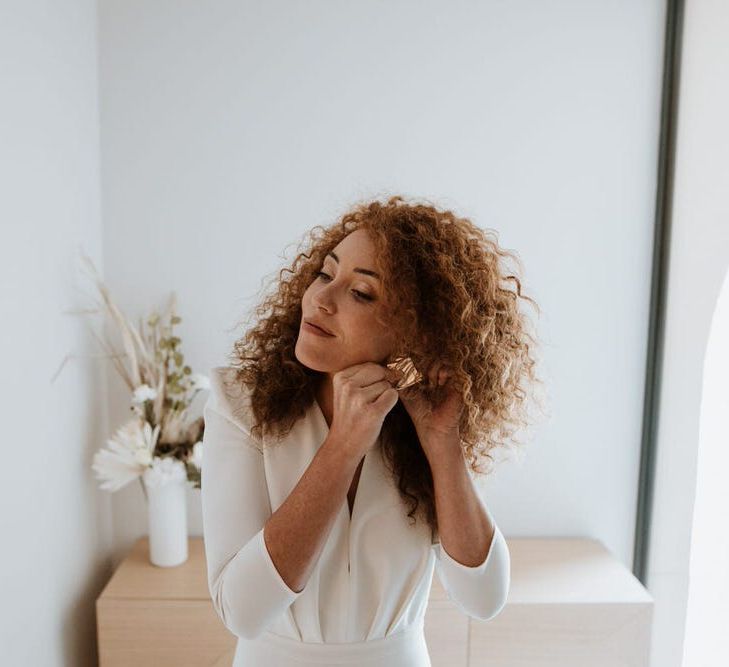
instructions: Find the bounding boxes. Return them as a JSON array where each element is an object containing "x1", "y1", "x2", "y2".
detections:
[{"x1": 398, "y1": 360, "x2": 465, "y2": 461}]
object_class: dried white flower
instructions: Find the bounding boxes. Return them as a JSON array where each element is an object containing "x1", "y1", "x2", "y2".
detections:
[
  {"x1": 92, "y1": 418, "x2": 160, "y2": 492},
  {"x1": 131, "y1": 383, "x2": 158, "y2": 405},
  {"x1": 142, "y1": 456, "x2": 187, "y2": 489},
  {"x1": 134, "y1": 448, "x2": 153, "y2": 466}
]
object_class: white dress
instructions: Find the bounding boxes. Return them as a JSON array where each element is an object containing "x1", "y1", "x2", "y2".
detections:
[{"x1": 201, "y1": 366, "x2": 510, "y2": 666}]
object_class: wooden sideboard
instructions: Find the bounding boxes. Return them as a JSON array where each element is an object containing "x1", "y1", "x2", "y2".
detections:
[{"x1": 96, "y1": 536, "x2": 653, "y2": 666}]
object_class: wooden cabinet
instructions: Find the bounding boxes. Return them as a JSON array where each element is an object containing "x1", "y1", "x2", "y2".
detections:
[
  {"x1": 96, "y1": 536, "x2": 652, "y2": 666},
  {"x1": 466, "y1": 538, "x2": 654, "y2": 667}
]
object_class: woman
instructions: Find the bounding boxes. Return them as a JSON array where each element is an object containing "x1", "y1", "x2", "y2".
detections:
[{"x1": 201, "y1": 194, "x2": 542, "y2": 666}]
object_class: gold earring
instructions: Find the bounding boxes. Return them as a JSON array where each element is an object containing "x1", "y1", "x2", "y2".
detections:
[{"x1": 386, "y1": 355, "x2": 424, "y2": 391}]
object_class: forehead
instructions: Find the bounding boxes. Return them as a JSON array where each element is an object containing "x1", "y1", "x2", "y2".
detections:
[{"x1": 331, "y1": 229, "x2": 376, "y2": 260}]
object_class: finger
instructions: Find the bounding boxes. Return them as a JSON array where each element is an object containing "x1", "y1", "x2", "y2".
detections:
[
  {"x1": 384, "y1": 365, "x2": 402, "y2": 386},
  {"x1": 427, "y1": 360, "x2": 443, "y2": 386},
  {"x1": 394, "y1": 375, "x2": 422, "y2": 391},
  {"x1": 373, "y1": 385, "x2": 399, "y2": 412},
  {"x1": 437, "y1": 361, "x2": 449, "y2": 381},
  {"x1": 360, "y1": 378, "x2": 394, "y2": 402},
  {"x1": 338, "y1": 361, "x2": 377, "y2": 379},
  {"x1": 339, "y1": 361, "x2": 388, "y2": 386}
]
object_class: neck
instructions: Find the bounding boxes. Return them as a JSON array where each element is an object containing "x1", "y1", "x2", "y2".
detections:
[{"x1": 315, "y1": 373, "x2": 334, "y2": 428}]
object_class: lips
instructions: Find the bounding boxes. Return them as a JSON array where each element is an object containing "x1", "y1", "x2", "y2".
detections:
[{"x1": 304, "y1": 319, "x2": 335, "y2": 336}]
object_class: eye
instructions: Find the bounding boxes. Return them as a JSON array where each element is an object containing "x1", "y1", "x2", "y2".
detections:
[
  {"x1": 316, "y1": 271, "x2": 375, "y2": 303},
  {"x1": 353, "y1": 290, "x2": 374, "y2": 302}
]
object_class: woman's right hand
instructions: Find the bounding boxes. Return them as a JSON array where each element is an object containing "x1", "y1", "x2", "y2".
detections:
[{"x1": 328, "y1": 362, "x2": 400, "y2": 458}]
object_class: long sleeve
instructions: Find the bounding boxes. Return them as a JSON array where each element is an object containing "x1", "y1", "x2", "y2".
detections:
[
  {"x1": 432, "y1": 514, "x2": 510, "y2": 621},
  {"x1": 201, "y1": 373, "x2": 305, "y2": 640}
]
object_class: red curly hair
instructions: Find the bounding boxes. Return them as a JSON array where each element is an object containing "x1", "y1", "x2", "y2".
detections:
[{"x1": 224, "y1": 194, "x2": 546, "y2": 543}]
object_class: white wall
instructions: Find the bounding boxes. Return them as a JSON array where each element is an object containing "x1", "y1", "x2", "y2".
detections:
[
  {"x1": 0, "y1": 1, "x2": 110, "y2": 666},
  {"x1": 97, "y1": 0, "x2": 665, "y2": 573},
  {"x1": 682, "y1": 271, "x2": 729, "y2": 666},
  {"x1": 1, "y1": 1, "x2": 690, "y2": 665},
  {"x1": 647, "y1": 2, "x2": 729, "y2": 667}
]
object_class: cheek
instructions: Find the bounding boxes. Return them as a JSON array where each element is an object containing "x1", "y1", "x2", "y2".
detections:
[{"x1": 353, "y1": 314, "x2": 391, "y2": 348}]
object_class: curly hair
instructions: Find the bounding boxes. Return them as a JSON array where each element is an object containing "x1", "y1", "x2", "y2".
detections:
[{"x1": 224, "y1": 194, "x2": 546, "y2": 543}]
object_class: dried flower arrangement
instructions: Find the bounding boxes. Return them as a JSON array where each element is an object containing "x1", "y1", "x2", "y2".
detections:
[{"x1": 55, "y1": 250, "x2": 208, "y2": 498}]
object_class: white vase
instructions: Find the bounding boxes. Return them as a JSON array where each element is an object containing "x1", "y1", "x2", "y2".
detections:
[{"x1": 142, "y1": 460, "x2": 189, "y2": 567}]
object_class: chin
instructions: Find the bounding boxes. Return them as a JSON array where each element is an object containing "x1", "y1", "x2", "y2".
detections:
[{"x1": 294, "y1": 340, "x2": 335, "y2": 373}]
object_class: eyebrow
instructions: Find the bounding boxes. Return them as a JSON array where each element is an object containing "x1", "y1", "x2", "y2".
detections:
[{"x1": 326, "y1": 251, "x2": 381, "y2": 280}]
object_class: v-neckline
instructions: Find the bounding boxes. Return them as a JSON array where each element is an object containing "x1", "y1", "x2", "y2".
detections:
[
  {"x1": 310, "y1": 396, "x2": 371, "y2": 526},
  {"x1": 347, "y1": 456, "x2": 365, "y2": 519}
]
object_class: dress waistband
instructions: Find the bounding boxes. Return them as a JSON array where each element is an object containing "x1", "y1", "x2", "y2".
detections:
[{"x1": 234, "y1": 617, "x2": 430, "y2": 666}]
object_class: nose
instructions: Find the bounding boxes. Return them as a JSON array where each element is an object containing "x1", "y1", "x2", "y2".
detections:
[{"x1": 311, "y1": 282, "x2": 337, "y2": 313}]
